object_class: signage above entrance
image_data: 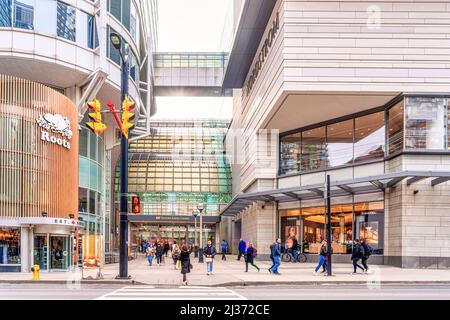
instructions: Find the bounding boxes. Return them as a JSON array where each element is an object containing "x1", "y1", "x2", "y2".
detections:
[
  {"x1": 19, "y1": 217, "x2": 85, "y2": 228},
  {"x1": 36, "y1": 113, "x2": 73, "y2": 150},
  {"x1": 128, "y1": 215, "x2": 220, "y2": 224}
]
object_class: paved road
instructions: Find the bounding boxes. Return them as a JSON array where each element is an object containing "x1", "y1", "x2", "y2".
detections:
[{"x1": 0, "y1": 283, "x2": 449, "y2": 300}]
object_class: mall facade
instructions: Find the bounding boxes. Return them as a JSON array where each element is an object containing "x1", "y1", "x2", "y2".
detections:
[
  {"x1": 0, "y1": 0, "x2": 158, "y2": 271},
  {"x1": 113, "y1": 119, "x2": 232, "y2": 250},
  {"x1": 221, "y1": 0, "x2": 450, "y2": 268}
]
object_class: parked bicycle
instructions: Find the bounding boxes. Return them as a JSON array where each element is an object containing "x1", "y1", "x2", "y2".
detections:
[{"x1": 281, "y1": 247, "x2": 307, "y2": 263}]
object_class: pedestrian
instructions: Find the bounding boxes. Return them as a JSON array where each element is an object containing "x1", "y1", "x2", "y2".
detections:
[
  {"x1": 221, "y1": 239, "x2": 228, "y2": 261},
  {"x1": 360, "y1": 238, "x2": 372, "y2": 273},
  {"x1": 203, "y1": 239, "x2": 217, "y2": 275},
  {"x1": 172, "y1": 244, "x2": 181, "y2": 270},
  {"x1": 268, "y1": 242, "x2": 275, "y2": 272},
  {"x1": 145, "y1": 244, "x2": 154, "y2": 266},
  {"x1": 351, "y1": 239, "x2": 365, "y2": 274},
  {"x1": 269, "y1": 238, "x2": 282, "y2": 275},
  {"x1": 237, "y1": 238, "x2": 246, "y2": 261},
  {"x1": 245, "y1": 242, "x2": 260, "y2": 272},
  {"x1": 155, "y1": 241, "x2": 164, "y2": 266},
  {"x1": 314, "y1": 240, "x2": 328, "y2": 275},
  {"x1": 179, "y1": 244, "x2": 191, "y2": 286},
  {"x1": 164, "y1": 240, "x2": 170, "y2": 257}
]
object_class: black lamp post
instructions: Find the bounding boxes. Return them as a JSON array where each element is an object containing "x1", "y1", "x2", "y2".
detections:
[
  {"x1": 197, "y1": 202, "x2": 205, "y2": 263},
  {"x1": 192, "y1": 210, "x2": 199, "y2": 258},
  {"x1": 110, "y1": 31, "x2": 131, "y2": 279}
]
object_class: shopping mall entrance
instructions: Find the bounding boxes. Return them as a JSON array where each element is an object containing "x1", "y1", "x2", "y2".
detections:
[{"x1": 130, "y1": 223, "x2": 216, "y2": 248}]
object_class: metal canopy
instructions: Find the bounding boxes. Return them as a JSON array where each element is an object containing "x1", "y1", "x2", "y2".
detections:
[{"x1": 219, "y1": 171, "x2": 450, "y2": 217}]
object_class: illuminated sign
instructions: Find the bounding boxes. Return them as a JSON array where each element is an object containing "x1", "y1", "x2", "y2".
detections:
[
  {"x1": 242, "y1": 11, "x2": 280, "y2": 99},
  {"x1": 36, "y1": 113, "x2": 73, "y2": 150}
]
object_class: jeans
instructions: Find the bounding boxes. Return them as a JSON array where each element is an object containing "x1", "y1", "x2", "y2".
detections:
[
  {"x1": 207, "y1": 261, "x2": 213, "y2": 273},
  {"x1": 315, "y1": 255, "x2": 327, "y2": 273},
  {"x1": 353, "y1": 259, "x2": 365, "y2": 272},
  {"x1": 293, "y1": 249, "x2": 299, "y2": 261},
  {"x1": 147, "y1": 255, "x2": 153, "y2": 266},
  {"x1": 270, "y1": 256, "x2": 281, "y2": 273},
  {"x1": 361, "y1": 258, "x2": 368, "y2": 270},
  {"x1": 246, "y1": 261, "x2": 260, "y2": 272},
  {"x1": 222, "y1": 251, "x2": 226, "y2": 261}
]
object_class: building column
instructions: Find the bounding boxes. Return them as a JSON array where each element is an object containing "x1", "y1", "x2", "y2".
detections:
[{"x1": 20, "y1": 226, "x2": 33, "y2": 272}]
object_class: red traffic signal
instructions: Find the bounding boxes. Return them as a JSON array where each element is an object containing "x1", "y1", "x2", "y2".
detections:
[{"x1": 131, "y1": 196, "x2": 140, "y2": 214}]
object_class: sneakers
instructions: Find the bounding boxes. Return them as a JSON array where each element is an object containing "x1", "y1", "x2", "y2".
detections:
[
  {"x1": 268, "y1": 268, "x2": 272, "y2": 274},
  {"x1": 274, "y1": 272, "x2": 281, "y2": 275},
  {"x1": 182, "y1": 281, "x2": 188, "y2": 286}
]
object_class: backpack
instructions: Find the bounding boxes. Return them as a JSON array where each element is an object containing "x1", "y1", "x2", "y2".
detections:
[{"x1": 366, "y1": 245, "x2": 373, "y2": 257}]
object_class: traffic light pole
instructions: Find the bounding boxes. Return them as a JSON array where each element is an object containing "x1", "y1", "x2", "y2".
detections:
[
  {"x1": 326, "y1": 174, "x2": 332, "y2": 276},
  {"x1": 118, "y1": 48, "x2": 130, "y2": 279}
]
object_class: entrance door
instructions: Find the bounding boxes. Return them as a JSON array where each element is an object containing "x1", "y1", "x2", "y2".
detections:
[
  {"x1": 33, "y1": 234, "x2": 48, "y2": 271},
  {"x1": 50, "y1": 236, "x2": 70, "y2": 270}
]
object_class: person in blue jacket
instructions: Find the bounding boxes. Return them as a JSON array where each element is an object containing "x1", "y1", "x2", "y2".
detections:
[
  {"x1": 237, "y1": 239, "x2": 246, "y2": 261},
  {"x1": 269, "y1": 238, "x2": 282, "y2": 275}
]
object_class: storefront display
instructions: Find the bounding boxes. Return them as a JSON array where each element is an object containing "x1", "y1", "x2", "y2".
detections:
[{"x1": 0, "y1": 227, "x2": 20, "y2": 265}]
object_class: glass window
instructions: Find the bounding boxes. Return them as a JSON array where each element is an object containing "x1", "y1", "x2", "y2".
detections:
[
  {"x1": 301, "y1": 126, "x2": 327, "y2": 171},
  {"x1": 78, "y1": 187, "x2": 88, "y2": 213},
  {"x1": 405, "y1": 97, "x2": 446, "y2": 150},
  {"x1": 388, "y1": 101, "x2": 404, "y2": 154},
  {"x1": 57, "y1": 1, "x2": 76, "y2": 42},
  {"x1": 354, "y1": 111, "x2": 385, "y2": 163},
  {"x1": 354, "y1": 201, "x2": 384, "y2": 254},
  {"x1": 0, "y1": 227, "x2": 21, "y2": 264},
  {"x1": 326, "y1": 120, "x2": 354, "y2": 167},
  {"x1": 109, "y1": 0, "x2": 121, "y2": 22},
  {"x1": 79, "y1": 128, "x2": 88, "y2": 157},
  {"x1": 34, "y1": 0, "x2": 57, "y2": 35},
  {"x1": 280, "y1": 133, "x2": 300, "y2": 174},
  {"x1": 0, "y1": 0, "x2": 12, "y2": 27},
  {"x1": 14, "y1": 0, "x2": 34, "y2": 30},
  {"x1": 89, "y1": 190, "x2": 96, "y2": 214}
]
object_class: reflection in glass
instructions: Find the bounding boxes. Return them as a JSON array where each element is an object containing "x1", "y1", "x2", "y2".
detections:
[
  {"x1": 301, "y1": 126, "x2": 327, "y2": 171},
  {"x1": 0, "y1": 227, "x2": 20, "y2": 264},
  {"x1": 354, "y1": 112, "x2": 385, "y2": 163},
  {"x1": 14, "y1": 0, "x2": 33, "y2": 30},
  {"x1": 326, "y1": 120, "x2": 353, "y2": 167},
  {"x1": 57, "y1": 1, "x2": 76, "y2": 41},
  {"x1": 405, "y1": 97, "x2": 446, "y2": 150},
  {"x1": 388, "y1": 101, "x2": 404, "y2": 154},
  {"x1": 0, "y1": 0, "x2": 12, "y2": 27}
]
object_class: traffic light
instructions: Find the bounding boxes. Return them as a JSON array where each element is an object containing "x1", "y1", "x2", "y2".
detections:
[
  {"x1": 121, "y1": 95, "x2": 135, "y2": 139},
  {"x1": 86, "y1": 99, "x2": 107, "y2": 135},
  {"x1": 131, "y1": 195, "x2": 140, "y2": 214}
]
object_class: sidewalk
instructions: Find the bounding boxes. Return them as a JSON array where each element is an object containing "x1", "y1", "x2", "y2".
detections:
[{"x1": 1, "y1": 254, "x2": 450, "y2": 286}]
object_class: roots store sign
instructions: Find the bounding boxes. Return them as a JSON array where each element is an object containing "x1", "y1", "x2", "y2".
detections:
[{"x1": 36, "y1": 113, "x2": 73, "y2": 150}]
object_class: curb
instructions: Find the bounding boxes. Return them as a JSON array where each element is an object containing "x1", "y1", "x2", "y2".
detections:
[{"x1": 0, "y1": 279, "x2": 145, "y2": 285}]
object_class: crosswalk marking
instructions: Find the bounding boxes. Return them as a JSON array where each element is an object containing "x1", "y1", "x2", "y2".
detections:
[{"x1": 96, "y1": 286, "x2": 246, "y2": 300}]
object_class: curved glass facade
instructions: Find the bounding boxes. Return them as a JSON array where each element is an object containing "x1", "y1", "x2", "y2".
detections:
[{"x1": 115, "y1": 120, "x2": 232, "y2": 217}]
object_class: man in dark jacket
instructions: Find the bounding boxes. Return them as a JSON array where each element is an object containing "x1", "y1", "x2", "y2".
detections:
[
  {"x1": 360, "y1": 238, "x2": 371, "y2": 273},
  {"x1": 245, "y1": 242, "x2": 260, "y2": 272},
  {"x1": 237, "y1": 239, "x2": 246, "y2": 261},
  {"x1": 269, "y1": 238, "x2": 282, "y2": 275},
  {"x1": 155, "y1": 241, "x2": 164, "y2": 266},
  {"x1": 351, "y1": 239, "x2": 365, "y2": 274}
]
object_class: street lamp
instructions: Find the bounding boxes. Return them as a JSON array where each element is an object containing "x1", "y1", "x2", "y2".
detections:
[
  {"x1": 110, "y1": 32, "x2": 131, "y2": 279},
  {"x1": 192, "y1": 210, "x2": 198, "y2": 258},
  {"x1": 197, "y1": 202, "x2": 205, "y2": 263}
]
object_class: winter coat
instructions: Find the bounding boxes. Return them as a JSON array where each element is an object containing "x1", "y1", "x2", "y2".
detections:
[
  {"x1": 361, "y1": 243, "x2": 370, "y2": 258},
  {"x1": 271, "y1": 243, "x2": 281, "y2": 257},
  {"x1": 203, "y1": 245, "x2": 217, "y2": 258},
  {"x1": 221, "y1": 241, "x2": 228, "y2": 251},
  {"x1": 246, "y1": 247, "x2": 256, "y2": 263},
  {"x1": 155, "y1": 244, "x2": 164, "y2": 256},
  {"x1": 180, "y1": 250, "x2": 191, "y2": 274},
  {"x1": 351, "y1": 243, "x2": 363, "y2": 260},
  {"x1": 238, "y1": 240, "x2": 246, "y2": 253}
]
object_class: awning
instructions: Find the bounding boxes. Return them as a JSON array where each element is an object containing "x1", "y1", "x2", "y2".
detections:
[{"x1": 220, "y1": 171, "x2": 450, "y2": 217}]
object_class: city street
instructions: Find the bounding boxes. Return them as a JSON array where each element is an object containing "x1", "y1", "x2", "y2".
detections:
[{"x1": 1, "y1": 283, "x2": 449, "y2": 300}]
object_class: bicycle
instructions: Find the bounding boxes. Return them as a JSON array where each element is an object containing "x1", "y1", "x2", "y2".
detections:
[{"x1": 281, "y1": 248, "x2": 307, "y2": 263}]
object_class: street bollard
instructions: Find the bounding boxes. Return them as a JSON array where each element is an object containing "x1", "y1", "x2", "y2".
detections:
[{"x1": 31, "y1": 264, "x2": 40, "y2": 281}]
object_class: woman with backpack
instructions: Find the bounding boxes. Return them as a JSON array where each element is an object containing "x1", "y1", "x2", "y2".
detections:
[
  {"x1": 245, "y1": 242, "x2": 260, "y2": 272},
  {"x1": 172, "y1": 244, "x2": 181, "y2": 270},
  {"x1": 314, "y1": 240, "x2": 328, "y2": 275},
  {"x1": 179, "y1": 244, "x2": 191, "y2": 285}
]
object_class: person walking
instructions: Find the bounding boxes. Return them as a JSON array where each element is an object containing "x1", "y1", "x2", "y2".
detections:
[
  {"x1": 360, "y1": 238, "x2": 372, "y2": 273},
  {"x1": 268, "y1": 243, "x2": 275, "y2": 272},
  {"x1": 351, "y1": 239, "x2": 365, "y2": 274},
  {"x1": 179, "y1": 244, "x2": 191, "y2": 286},
  {"x1": 145, "y1": 244, "x2": 154, "y2": 266},
  {"x1": 164, "y1": 240, "x2": 170, "y2": 257},
  {"x1": 237, "y1": 238, "x2": 246, "y2": 261},
  {"x1": 269, "y1": 238, "x2": 282, "y2": 275},
  {"x1": 221, "y1": 240, "x2": 228, "y2": 261},
  {"x1": 314, "y1": 240, "x2": 328, "y2": 275},
  {"x1": 203, "y1": 240, "x2": 217, "y2": 275},
  {"x1": 155, "y1": 241, "x2": 164, "y2": 266},
  {"x1": 245, "y1": 242, "x2": 260, "y2": 272},
  {"x1": 172, "y1": 243, "x2": 181, "y2": 270}
]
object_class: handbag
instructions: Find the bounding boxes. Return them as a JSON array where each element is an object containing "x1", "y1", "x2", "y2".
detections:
[{"x1": 205, "y1": 256, "x2": 213, "y2": 263}]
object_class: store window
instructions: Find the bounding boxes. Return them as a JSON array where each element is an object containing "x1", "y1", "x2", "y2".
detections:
[
  {"x1": 301, "y1": 126, "x2": 327, "y2": 171},
  {"x1": 388, "y1": 101, "x2": 404, "y2": 154},
  {"x1": 0, "y1": 0, "x2": 12, "y2": 27},
  {"x1": 354, "y1": 111, "x2": 385, "y2": 163},
  {"x1": 0, "y1": 227, "x2": 21, "y2": 265},
  {"x1": 405, "y1": 97, "x2": 446, "y2": 150},
  {"x1": 354, "y1": 201, "x2": 384, "y2": 254}
]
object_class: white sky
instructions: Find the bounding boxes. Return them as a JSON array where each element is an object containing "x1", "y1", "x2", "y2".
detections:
[{"x1": 153, "y1": 0, "x2": 234, "y2": 120}]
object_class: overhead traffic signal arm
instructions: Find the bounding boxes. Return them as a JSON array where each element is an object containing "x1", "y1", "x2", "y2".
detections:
[{"x1": 86, "y1": 99, "x2": 107, "y2": 135}]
